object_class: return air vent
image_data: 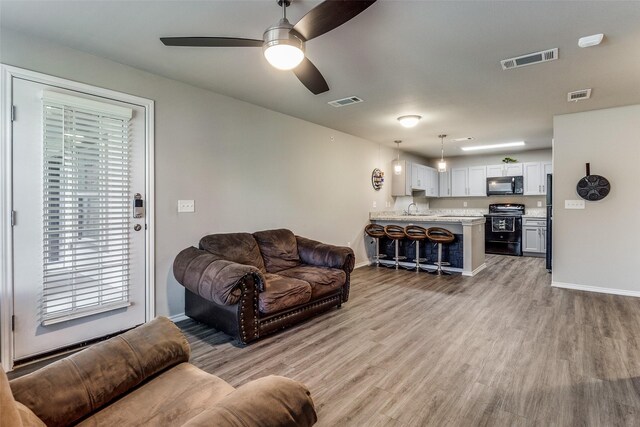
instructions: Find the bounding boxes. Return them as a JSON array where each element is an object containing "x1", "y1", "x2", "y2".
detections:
[
  {"x1": 567, "y1": 89, "x2": 592, "y2": 102},
  {"x1": 500, "y1": 48, "x2": 558, "y2": 70},
  {"x1": 328, "y1": 96, "x2": 363, "y2": 107}
]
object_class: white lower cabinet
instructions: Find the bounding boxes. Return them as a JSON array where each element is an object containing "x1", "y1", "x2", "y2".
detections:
[{"x1": 523, "y1": 218, "x2": 546, "y2": 255}]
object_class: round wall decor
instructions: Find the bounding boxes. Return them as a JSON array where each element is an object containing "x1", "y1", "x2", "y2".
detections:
[
  {"x1": 371, "y1": 168, "x2": 384, "y2": 191},
  {"x1": 576, "y1": 163, "x2": 610, "y2": 201}
]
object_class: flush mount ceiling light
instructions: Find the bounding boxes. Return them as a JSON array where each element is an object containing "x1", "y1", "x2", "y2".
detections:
[
  {"x1": 578, "y1": 33, "x2": 604, "y2": 48},
  {"x1": 437, "y1": 134, "x2": 447, "y2": 173},
  {"x1": 461, "y1": 141, "x2": 526, "y2": 152},
  {"x1": 393, "y1": 140, "x2": 403, "y2": 175},
  {"x1": 397, "y1": 115, "x2": 422, "y2": 128}
]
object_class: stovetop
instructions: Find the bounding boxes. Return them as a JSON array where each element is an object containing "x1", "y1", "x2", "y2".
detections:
[{"x1": 485, "y1": 203, "x2": 525, "y2": 217}]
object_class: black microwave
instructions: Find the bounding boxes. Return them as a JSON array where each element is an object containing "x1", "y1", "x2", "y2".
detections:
[{"x1": 486, "y1": 176, "x2": 524, "y2": 196}]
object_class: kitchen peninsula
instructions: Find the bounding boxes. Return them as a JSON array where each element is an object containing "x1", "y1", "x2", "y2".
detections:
[{"x1": 369, "y1": 211, "x2": 486, "y2": 276}]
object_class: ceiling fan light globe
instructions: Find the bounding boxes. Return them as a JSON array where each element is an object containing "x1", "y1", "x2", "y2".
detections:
[{"x1": 264, "y1": 44, "x2": 305, "y2": 70}]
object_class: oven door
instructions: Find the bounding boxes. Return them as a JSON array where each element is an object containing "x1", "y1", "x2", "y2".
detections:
[
  {"x1": 485, "y1": 216, "x2": 523, "y2": 256},
  {"x1": 487, "y1": 177, "x2": 517, "y2": 195}
]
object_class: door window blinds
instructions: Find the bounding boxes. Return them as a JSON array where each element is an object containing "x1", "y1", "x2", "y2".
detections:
[{"x1": 41, "y1": 91, "x2": 134, "y2": 325}]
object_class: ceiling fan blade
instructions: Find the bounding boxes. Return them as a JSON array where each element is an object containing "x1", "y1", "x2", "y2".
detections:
[
  {"x1": 293, "y1": 57, "x2": 329, "y2": 95},
  {"x1": 292, "y1": 0, "x2": 377, "y2": 41},
  {"x1": 160, "y1": 37, "x2": 263, "y2": 47}
]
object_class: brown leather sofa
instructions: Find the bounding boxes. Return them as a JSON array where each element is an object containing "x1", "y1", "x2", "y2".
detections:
[
  {"x1": 173, "y1": 229, "x2": 355, "y2": 344},
  {"x1": 1, "y1": 317, "x2": 316, "y2": 427}
]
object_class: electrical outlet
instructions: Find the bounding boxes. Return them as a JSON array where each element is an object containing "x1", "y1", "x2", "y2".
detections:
[
  {"x1": 178, "y1": 200, "x2": 195, "y2": 213},
  {"x1": 463, "y1": 201, "x2": 468, "y2": 207},
  {"x1": 372, "y1": 201, "x2": 377, "y2": 208},
  {"x1": 537, "y1": 201, "x2": 542, "y2": 207},
  {"x1": 565, "y1": 200, "x2": 585, "y2": 209}
]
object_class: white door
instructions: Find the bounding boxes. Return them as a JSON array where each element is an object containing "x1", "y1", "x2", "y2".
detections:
[
  {"x1": 523, "y1": 162, "x2": 542, "y2": 195},
  {"x1": 438, "y1": 170, "x2": 451, "y2": 197},
  {"x1": 12, "y1": 78, "x2": 147, "y2": 360},
  {"x1": 427, "y1": 168, "x2": 438, "y2": 196},
  {"x1": 451, "y1": 168, "x2": 468, "y2": 197},
  {"x1": 468, "y1": 166, "x2": 487, "y2": 196},
  {"x1": 504, "y1": 163, "x2": 524, "y2": 177},
  {"x1": 486, "y1": 165, "x2": 504, "y2": 178},
  {"x1": 542, "y1": 162, "x2": 553, "y2": 193},
  {"x1": 523, "y1": 227, "x2": 541, "y2": 252}
]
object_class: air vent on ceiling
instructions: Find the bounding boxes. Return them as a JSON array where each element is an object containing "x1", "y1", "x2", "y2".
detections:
[
  {"x1": 500, "y1": 48, "x2": 558, "y2": 70},
  {"x1": 328, "y1": 96, "x2": 363, "y2": 107},
  {"x1": 567, "y1": 89, "x2": 592, "y2": 102}
]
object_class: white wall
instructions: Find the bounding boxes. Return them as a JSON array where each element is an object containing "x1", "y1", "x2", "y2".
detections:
[
  {"x1": 553, "y1": 104, "x2": 640, "y2": 293},
  {"x1": 0, "y1": 29, "x2": 407, "y2": 316},
  {"x1": 428, "y1": 149, "x2": 551, "y2": 209}
]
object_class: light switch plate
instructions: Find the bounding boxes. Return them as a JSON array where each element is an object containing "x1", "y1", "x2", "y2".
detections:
[
  {"x1": 537, "y1": 201, "x2": 542, "y2": 207},
  {"x1": 178, "y1": 200, "x2": 195, "y2": 213},
  {"x1": 565, "y1": 200, "x2": 585, "y2": 209},
  {"x1": 372, "y1": 201, "x2": 377, "y2": 208}
]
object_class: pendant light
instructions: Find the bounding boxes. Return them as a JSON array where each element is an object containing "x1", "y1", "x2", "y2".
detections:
[
  {"x1": 437, "y1": 134, "x2": 447, "y2": 172},
  {"x1": 393, "y1": 140, "x2": 403, "y2": 175}
]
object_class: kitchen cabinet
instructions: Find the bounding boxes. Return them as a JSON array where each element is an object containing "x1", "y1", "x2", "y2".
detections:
[
  {"x1": 425, "y1": 167, "x2": 439, "y2": 197},
  {"x1": 411, "y1": 164, "x2": 427, "y2": 191},
  {"x1": 439, "y1": 170, "x2": 451, "y2": 197},
  {"x1": 523, "y1": 162, "x2": 553, "y2": 195},
  {"x1": 451, "y1": 166, "x2": 487, "y2": 197},
  {"x1": 487, "y1": 163, "x2": 524, "y2": 177},
  {"x1": 523, "y1": 217, "x2": 546, "y2": 254}
]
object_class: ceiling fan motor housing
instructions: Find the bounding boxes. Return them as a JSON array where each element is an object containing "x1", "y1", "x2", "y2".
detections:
[{"x1": 263, "y1": 18, "x2": 305, "y2": 53}]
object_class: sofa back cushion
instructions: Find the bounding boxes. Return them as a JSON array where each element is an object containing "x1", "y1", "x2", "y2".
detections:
[
  {"x1": 10, "y1": 317, "x2": 190, "y2": 427},
  {"x1": 200, "y1": 233, "x2": 266, "y2": 272},
  {"x1": 253, "y1": 229, "x2": 300, "y2": 273}
]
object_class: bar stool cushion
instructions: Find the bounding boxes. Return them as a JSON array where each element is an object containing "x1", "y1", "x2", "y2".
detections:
[
  {"x1": 426, "y1": 227, "x2": 455, "y2": 244},
  {"x1": 364, "y1": 224, "x2": 385, "y2": 238},
  {"x1": 404, "y1": 225, "x2": 427, "y2": 241},
  {"x1": 384, "y1": 225, "x2": 406, "y2": 240}
]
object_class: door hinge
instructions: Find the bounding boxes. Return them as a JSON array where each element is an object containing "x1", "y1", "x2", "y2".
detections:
[
  {"x1": 10, "y1": 210, "x2": 16, "y2": 227},
  {"x1": 11, "y1": 315, "x2": 15, "y2": 331},
  {"x1": 11, "y1": 105, "x2": 16, "y2": 122}
]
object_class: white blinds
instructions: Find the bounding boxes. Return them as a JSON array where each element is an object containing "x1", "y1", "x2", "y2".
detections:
[{"x1": 41, "y1": 92, "x2": 133, "y2": 325}]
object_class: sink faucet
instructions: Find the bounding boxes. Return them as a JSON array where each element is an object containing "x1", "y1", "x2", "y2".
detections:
[{"x1": 407, "y1": 202, "x2": 417, "y2": 215}]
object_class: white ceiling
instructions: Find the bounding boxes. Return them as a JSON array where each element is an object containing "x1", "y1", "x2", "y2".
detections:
[{"x1": 2, "y1": 1, "x2": 640, "y2": 158}]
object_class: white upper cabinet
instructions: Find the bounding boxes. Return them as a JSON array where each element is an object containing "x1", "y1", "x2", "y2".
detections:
[
  {"x1": 411, "y1": 163, "x2": 426, "y2": 191},
  {"x1": 451, "y1": 166, "x2": 486, "y2": 197},
  {"x1": 524, "y1": 161, "x2": 552, "y2": 195},
  {"x1": 468, "y1": 166, "x2": 487, "y2": 196},
  {"x1": 425, "y1": 167, "x2": 439, "y2": 197},
  {"x1": 486, "y1": 163, "x2": 523, "y2": 177},
  {"x1": 391, "y1": 160, "x2": 412, "y2": 196},
  {"x1": 439, "y1": 170, "x2": 451, "y2": 197}
]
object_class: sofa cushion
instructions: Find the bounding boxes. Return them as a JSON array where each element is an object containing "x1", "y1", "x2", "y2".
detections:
[
  {"x1": 200, "y1": 232, "x2": 266, "y2": 272},
  {"x1": 77, "y1": 363, "x2": 235, "y2": 426},
  {"x1": 10, "y1": 317, "x2": 189, "y2": 427},
  {"x1": 279, "y1": 265, "x2": 346, "y2": 299},
  {"x1": 260, "y1": 273, "x2": 311, "y2": 314},
  {"x1": 253, "y1": 229, "x2": 300, "y2": 273},
  {"x1": 181, "y1": 376, "x2": 317, "y2": 427}
]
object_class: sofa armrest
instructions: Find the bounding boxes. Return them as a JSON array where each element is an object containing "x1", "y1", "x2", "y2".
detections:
[
  {"x1": 181, "y1": 376, "x2": 317, "y2": 427},
  {"x1": 10, "y1": 317, "x2": 189, "y2": 427},
  {"x1": 174, "y1": 247, "x2": 264, "y2": 305},
  {"x1": 295, "y1": 236, "x2": 355, "y2": 272}
]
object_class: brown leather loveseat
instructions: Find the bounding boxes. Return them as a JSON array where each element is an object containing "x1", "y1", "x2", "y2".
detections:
[
  {"x1": 173, "y1": 229, "x2": 355, "y2": 344},
  {"x1": 1, "y1": 317, "x2": 316, "y2": 426}
]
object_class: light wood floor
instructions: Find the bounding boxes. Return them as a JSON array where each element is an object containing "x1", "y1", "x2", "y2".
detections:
[{"x1": 179, "y1": 255, "x2": 640, "y2": 426}]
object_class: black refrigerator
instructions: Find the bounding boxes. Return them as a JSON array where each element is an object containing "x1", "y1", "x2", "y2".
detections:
[{"x1": 546, "y1": 173, "x2": 552, "y2": 272}]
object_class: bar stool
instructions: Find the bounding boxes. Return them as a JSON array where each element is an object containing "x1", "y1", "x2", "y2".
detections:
[
  {"x1": 426, "y1": 227, "x2": 456, "y2": 276},
  {"x1": 384, "y1": 225, "x2": 407, "y2": 269},
  {"x1": 404, "y1": 225, "x2": 428, "y2": 272},
  {"x1": 364, "y1": 224, "x2": 387, "y2": 266}
]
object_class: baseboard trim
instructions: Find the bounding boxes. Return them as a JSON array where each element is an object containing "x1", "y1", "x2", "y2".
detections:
[
  {"x1": 354, "y1": 261, "x2": 371, "y2": 269},
  {"x1": 551, "y1": 281, "x2": 640, "y2": 298},
  {"x1": 168, "y1": 313, "x2": 189, "y2": 323},
  {"x1": 463, "y1": 263, "x2": 487, "y2": 277}
]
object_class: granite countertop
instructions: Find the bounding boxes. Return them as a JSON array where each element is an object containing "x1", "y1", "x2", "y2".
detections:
[
  {"x1": 523, "y1": 208, "x2": 546, "y2": 218},
  {"x1": 370, "y1": 210, "x2": 485, "y2": 225}
]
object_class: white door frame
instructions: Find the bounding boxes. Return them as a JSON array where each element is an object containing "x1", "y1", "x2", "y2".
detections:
[{"x1": 0, "y1": 65, "x2": 155, "y2": 371}]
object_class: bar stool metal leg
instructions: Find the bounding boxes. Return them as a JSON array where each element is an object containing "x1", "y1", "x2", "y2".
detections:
[{"x1": 429, "y1": 242, "x2": 452, "y2": 275}]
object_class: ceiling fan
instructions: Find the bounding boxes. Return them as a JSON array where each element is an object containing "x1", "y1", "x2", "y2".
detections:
[{"x1": 160, "y1": 0, "x2": 377, "y2": 95}]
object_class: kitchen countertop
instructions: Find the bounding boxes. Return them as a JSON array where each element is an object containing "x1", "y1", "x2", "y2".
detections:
[{"x1": 370, "y1": 211, "x2": 485, "y2": 225}]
